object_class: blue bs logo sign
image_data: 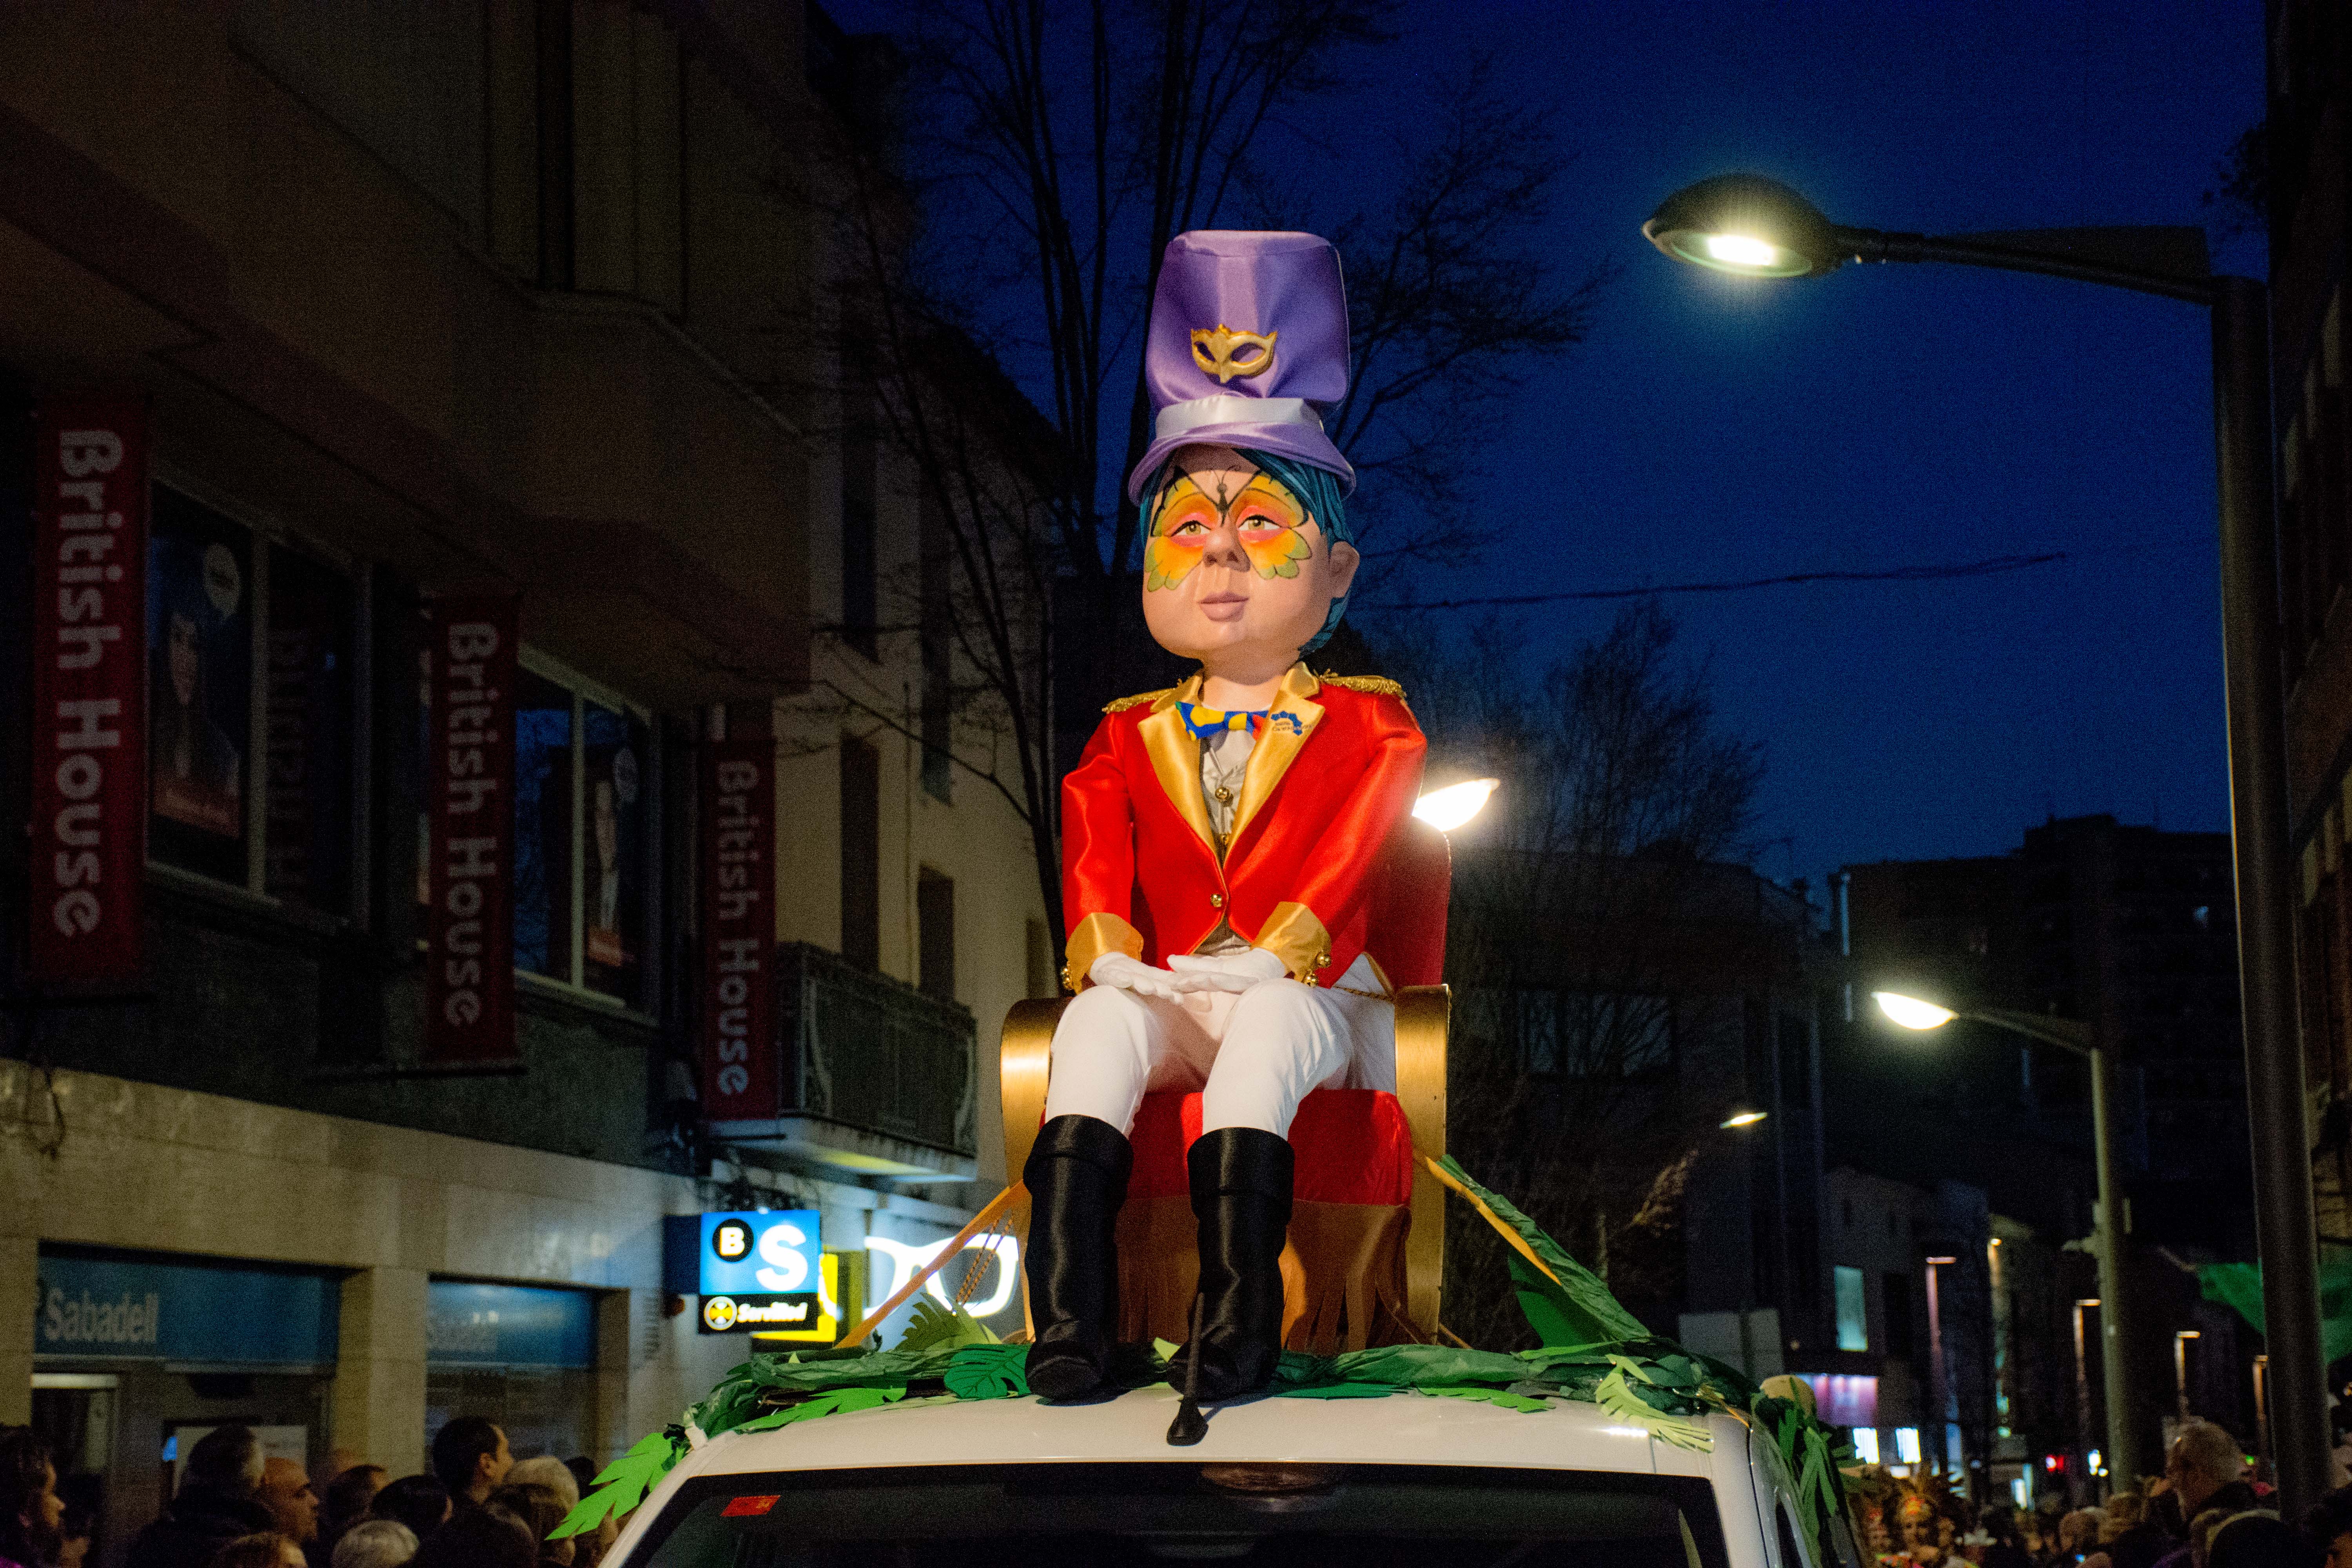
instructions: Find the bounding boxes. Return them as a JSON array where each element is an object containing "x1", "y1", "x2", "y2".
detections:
[{"x1": 697, "y1": 1211, "x2": 821, "y2": 1335}]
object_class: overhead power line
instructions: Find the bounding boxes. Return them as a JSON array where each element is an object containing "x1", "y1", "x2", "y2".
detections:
[{"x1": 1372, "y1": 551, "x2": 2070, "y2": 611}]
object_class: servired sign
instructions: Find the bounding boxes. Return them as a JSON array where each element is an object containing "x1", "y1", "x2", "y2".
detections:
[
  {"x1": 424, "y1": 594, "x2": 519, "y2": 1065},
  {"x1": 27, "y1": 397, "x2": 149, "y2": 984},
  {"x1": 700, "y1": 735, "x2": 775, "y2": 1117}
]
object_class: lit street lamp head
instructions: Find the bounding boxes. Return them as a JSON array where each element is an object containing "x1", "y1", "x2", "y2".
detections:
[
  {"x1": 1642, "y1": 174, "x2": 1846, "y2": 279},
  {"x1": 1874, "y1": 991, "x2": 1957, "y2": 1031}
]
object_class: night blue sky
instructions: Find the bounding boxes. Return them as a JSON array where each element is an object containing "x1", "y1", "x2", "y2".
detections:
[
  {"x1": 853, "y1": 0, "x2": 2268, "y2": 891},
  {"x1": 1347, "y1": 0, "x2": 2269, "y2": 891}
]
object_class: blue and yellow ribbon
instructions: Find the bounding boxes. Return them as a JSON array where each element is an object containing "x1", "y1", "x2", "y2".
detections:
[{"x1": 1177, "y1": 701, "x2": 1266, "y2": 741}]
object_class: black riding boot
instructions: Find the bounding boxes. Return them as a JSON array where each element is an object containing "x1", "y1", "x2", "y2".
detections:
[
  {"x1": 1171, "y1": 1127, "x2": 1294, "y2": 1403},
  {"x1": 1021, "y1": 1113, "x2": 1134, "y2": 1399}
]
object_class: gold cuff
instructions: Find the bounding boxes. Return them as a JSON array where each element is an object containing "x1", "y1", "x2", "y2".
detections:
[
  {"x1": 1063, "y1": 911, "x2": 1145, "y2": 992},
  {"x1": 1253, "y1": 901, "x2": 1331, "y2": 984}
]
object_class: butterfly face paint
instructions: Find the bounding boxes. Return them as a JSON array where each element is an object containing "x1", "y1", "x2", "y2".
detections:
[{"x1": 1144, "y1": 467, "x2": 1314, "y2": 590}]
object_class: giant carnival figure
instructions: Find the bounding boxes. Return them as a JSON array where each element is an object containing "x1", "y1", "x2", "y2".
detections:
[{"x1": 1020, "y1": 230, "x2": 1428, "y2": 1404}]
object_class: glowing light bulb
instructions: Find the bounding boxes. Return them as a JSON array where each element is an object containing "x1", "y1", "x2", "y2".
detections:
[
  {"x1": 1720, "y1": 1110, "x2": 1768, "y2": 1129},
  {"x1": 1702, "y1": 233, "x2": 1780, "y2": 269},
  {"x1": 1874, "y1": 991, "x2": 1956, "y2": 1031},
  {"x1": 1414, "y1": 778, "x2": 1499, "y2": 831}
]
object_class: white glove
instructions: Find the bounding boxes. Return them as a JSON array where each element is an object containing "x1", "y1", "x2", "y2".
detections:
[
  {"x1": 1165, "y1": 947, "x2": 1289, "y2": 994},
  {"x1": 1087, "y1": 952, "x2": 1189, "y2": 999}
]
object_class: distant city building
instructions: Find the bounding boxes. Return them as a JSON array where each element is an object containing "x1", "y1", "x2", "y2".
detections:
[
  {"x1": 1833, "y1": 815, "x2": 2255, "y2": 1494},
  {"x1": 2268, "y1": 0, "x2": 2352, "y2": 1267}
]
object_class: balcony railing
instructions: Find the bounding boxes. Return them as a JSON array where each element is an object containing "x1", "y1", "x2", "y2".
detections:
[{"x1": 707, "y1": 942, "x2": 977, "y2": 1177}]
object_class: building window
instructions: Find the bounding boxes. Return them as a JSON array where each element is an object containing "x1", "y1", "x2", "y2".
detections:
[
  {"x1": 918, "y1": 868, "x2": 955, "y2": 1002},
  {"x1": 1883, "y1": 1271, "x2": 1915, "y2": 1357},
  {"x1": 510, "y1": 655, "x2": 653, "y2": 1007},
  {"x1": 919, "y1": 492, "x2": 952, "y2": 802},
  {"x1": 839, "y1": 343, "x2": 878, "y2": 661},
  {"x1": 149, "y1": 486, "x2": 356, "y2": 913},
  {"x1": 1834, "y1": 1265, "x2": 1869, "y2": 1352},
  {"x1": 840, "y1": 735, "x2": 880, "y2": 968}
]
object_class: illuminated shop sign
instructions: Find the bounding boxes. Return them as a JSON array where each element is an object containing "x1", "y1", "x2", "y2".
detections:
[
  {"x1": 35, "y1": 1250, "x2": 337, "y2": 1366},
  {"x1": 682, "y1": 1211, "x2": 820, "y2": 1335}
]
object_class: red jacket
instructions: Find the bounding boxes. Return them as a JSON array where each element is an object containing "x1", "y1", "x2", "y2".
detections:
[{"x1": 1061, "y1": 663, "x2": 1427, "y2": 989}]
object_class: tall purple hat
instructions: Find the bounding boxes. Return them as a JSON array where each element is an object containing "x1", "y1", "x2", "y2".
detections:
[{"x1": 1124, "y1": 230, "x2": 1354, "y2": 503}]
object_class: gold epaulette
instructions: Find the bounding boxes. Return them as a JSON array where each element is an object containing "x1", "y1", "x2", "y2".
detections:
[
  {"x1": 1317, "y1": 672, "x2": 1408, "y2": 701},
  {"x1": 1102, "y1": 688, "x2": 1173, "y2": 713}
]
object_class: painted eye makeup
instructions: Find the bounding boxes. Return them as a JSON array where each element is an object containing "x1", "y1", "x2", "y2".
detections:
[{"x1": 1143, "y1": 470, "x2": 1313, "y2": 587}]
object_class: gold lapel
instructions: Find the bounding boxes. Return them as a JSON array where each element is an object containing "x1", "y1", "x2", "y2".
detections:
[
  {"x1": 1230, "y1": 664, "x2": 1324, "y2": 845},
  {"x1": 1135, "y1": 671, "x2": 1217, "y2": 853}
]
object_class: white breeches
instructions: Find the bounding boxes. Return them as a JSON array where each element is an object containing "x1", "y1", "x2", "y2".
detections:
[{"x1": 1040, "y1": 955, "x2": 1396, "y2": 1138}]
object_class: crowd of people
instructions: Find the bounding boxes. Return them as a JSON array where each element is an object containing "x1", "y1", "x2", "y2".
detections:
[
  {"x1": 0, "y1": 1419, "x2": 617, "y2": 1568},
  {"x1": 1853, "y1": 1419, "x2": 2340, "y2": 1568}
]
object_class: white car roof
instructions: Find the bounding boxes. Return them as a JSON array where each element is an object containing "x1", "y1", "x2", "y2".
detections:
[
  {"x1": 611, "y1": 1393, "x2": 1777, "y2": 1568},
  {"x1": 670, "y1": 1385, "x2": 1735, "y2": 1477}
]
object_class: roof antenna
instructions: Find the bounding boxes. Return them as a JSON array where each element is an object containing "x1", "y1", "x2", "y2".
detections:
[{"x1": 1167, "y1": 1296, "x2": 1208, "y2": 1446}]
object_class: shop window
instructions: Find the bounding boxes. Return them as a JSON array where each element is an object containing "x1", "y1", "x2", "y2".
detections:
[
  {"x1": 148, "y1": 487, "x2": 356, "y2": 911},
  {"x1": 511, "y1": 657, "x2": 653, "y2": 1007}
]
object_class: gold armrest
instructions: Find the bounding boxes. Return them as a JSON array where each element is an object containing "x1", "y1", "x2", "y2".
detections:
[
  {"x1": 1000, "y1": 997, "x2": 1067, "y2": 1187},
  {"x1": 1393, "y1": 984, "x2": 1449, "y2": 1334}
]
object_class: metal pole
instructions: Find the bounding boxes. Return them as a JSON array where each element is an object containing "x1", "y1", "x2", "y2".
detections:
[
  {"x1": 1926, "y1": 1260, "x2": 1949, "y2": 1480},
  {"x1": 2212, "y1": 274, "x2": 2330, "y2": 1521},
  {"x1": 2089, "y1": 1044, "x2": 2143, "y2": 1484},
  {"x1": 2073, "y1": 1299, "x2": 2098, "y2": 1504}
]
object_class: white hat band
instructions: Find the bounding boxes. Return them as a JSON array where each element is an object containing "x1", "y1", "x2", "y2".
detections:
[{"x1": 1154, "y1": 395, "x2": 1325, "y2": 443}]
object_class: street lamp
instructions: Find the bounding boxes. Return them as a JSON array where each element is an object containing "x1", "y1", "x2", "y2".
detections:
[
  {"x1": 1874, "y1": 992, "x2": 2138, "y2": 1486},
  {"x1": 1652, "y1": 174, "x2": 2327, "y2": 1519},
  {"x1": 1414, "y1": 778, "x2": 1499, "y2": 832}
]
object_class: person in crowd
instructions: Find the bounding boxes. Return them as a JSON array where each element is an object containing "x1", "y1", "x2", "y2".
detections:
[
  {"x1": 2055, "y1": 1509, "x2": 2108, "y2": 1568},
  {"x1": 1980, "y1": 1507, "x2": 2036, "y2": 1568},
  {"x1": 257, "y1": 1460, "x2": 319, "y2": 1563},
  {"x1": 317, "y1": 1468, "x2": 386, "y2": 1564},
  {"x1": 410, "y1": 1510, "x2": 532, "y2": 1568},
  {"x1": 2304, "y1": 1484, "x2": 2352, "y2": 1568},
  {"x1": 2207, "y1": 1513, "x2": 2310, "y2": 1568},
  {"x1": 365, "y1": 1479, "x2": 448, "y2": 1544},
  {"x1": 204, "y1": 1534, "x2": 305, "y2": 1568},
  {"x1": 0, "y1": 1430, "x2": 63, "y2": 1568},
  {"x1": 55, "y1": 1497, "x2": 94, "y2": 1568},
  {"x1": 559, "y1": 1464, "x2": 595, "y2": 1506},
  {"x1": 500, "y1": 1463, "x2": 575, "y2": 1515},
  {"x1": 129, "y1": 1428, "x2": 277, "y2": 1568},
  {"x1": 485, "y1": 1485, "x2": 570, "y2": 1568},
  {"x1": 2093, "y1": 1491, "x2": 2177, "y2": 1568},
  {"x1": 327, "y1": 1520, "x2": 414, "y2": 1568},
  {"x1": 428, "y1": 1422, "x2": 511, "y2": 1517},
  {"x1": 2167, "y1": 1424, "x2": 2260, "y2": 1532}
]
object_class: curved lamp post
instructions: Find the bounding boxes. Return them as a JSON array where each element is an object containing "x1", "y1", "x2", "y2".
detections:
[
  {"x1": 1874, "y1": 991, "x2": 2128, "y2": 1491},
  {"x1": 1648, "y1": 172, "x2": 2324, "y2": 1515}
]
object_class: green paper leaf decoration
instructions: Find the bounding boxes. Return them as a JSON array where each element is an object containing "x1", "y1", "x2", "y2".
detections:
[
  {"x1": 946, "y1": 1343, "x2": 1032, "y2": 1400},
  {"x1": 734, "y1": 1384, "x2": 908, "y2": 1433},
  {"x1": 550, "y1": 1428, "x2": 684, "y2": 1539},
  {"x1": 1594, "y1": 1369, "x2": 1714, "y2": 1453},
  {"x1": 900, "y1": 1298, "x2": 999, "y2": 1354},
  {"x1": 1421, "y1": 1385, "x2": 1554, "y2": 1413},
  {"x1": 1436, "y1": 1156, "x2": 1649, "y2": 1346},
  {"x1": 1274, "y1": 1381, "x2": 1400, "y2": 1400}
]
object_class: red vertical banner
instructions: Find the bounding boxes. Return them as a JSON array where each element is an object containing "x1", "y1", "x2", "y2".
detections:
[
  {"x1": 27, "y1": 397, "x2": 149, "y2": 984},
  {"x1": 700, "y1": 734, "x2": 775, "y2": 1120},
  {"x1": 424, "y1": 594, "x2": 519, "y2": 1065}
]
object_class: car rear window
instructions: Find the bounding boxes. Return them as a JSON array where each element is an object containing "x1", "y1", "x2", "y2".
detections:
[{"x1": 624, "y1": 1462, "x2": 1728, "y2": 1568}]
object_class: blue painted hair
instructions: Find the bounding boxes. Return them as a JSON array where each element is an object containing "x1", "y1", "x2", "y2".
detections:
[{"x1": 1145, "y1": 448, "x2": 1353, "y2": 654}]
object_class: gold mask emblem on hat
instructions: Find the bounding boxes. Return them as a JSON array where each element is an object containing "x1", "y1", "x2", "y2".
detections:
[{"x1": 1191, "y1": 324, "x2": 1278, "y2": 384}]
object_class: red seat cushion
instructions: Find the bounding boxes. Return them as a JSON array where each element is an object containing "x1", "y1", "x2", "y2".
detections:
[{"x1": 1126, "y1": 1089, "x2": 1416, "y2": 1207}]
